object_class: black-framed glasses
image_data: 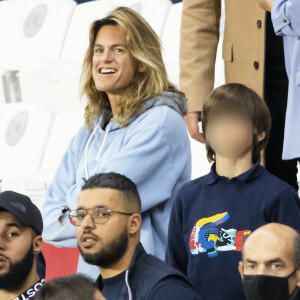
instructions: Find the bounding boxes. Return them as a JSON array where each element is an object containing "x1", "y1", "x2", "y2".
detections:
[{"x1": 58, "y1": 207, "x2": 133, "y2": 226}]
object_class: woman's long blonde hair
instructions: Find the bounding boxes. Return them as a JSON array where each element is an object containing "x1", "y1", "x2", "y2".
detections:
[{"x1": 80, "y1": 6, "x2": 185, "y2": 129}]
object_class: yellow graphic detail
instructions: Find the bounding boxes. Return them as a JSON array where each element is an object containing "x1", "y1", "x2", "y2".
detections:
[{"x1": 196, "y1": 212, "x2": 228, "y2": 228}]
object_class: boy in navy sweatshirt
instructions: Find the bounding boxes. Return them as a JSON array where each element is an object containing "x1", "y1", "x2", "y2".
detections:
[{"x1": 165, "y1": 83, "x2": 300, "y2": 300}]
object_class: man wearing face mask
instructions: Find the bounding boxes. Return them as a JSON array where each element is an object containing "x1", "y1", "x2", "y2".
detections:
[{"x1": 239, "y1": 223, "x2": 300, "y2": 300}]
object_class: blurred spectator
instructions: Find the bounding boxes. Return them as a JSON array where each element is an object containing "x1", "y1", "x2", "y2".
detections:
[{"x1": 34, "y1": 274, "x2": 106, "y2": 300}]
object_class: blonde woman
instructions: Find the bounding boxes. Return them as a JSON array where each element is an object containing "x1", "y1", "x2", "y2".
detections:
[{"x1": 42, "y1": 7, "x2": 191, "y2": 278}]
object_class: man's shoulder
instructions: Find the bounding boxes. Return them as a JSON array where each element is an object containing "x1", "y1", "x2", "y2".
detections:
[
  {"x1": 148, "y1": 277, "x2": 201, "y2": 300},
  {"x1": 141, "y1": 252, "x2": 186, "y2": 276},
  {"x1": 136, "y1": 254, "x2": 199, "y2": 299},
  {"x1": 181, "y1": 173, "x2": 211, "y2": 191},
  {"x1": 133, "y1": 250, "x2": 189, "y2": 284}
]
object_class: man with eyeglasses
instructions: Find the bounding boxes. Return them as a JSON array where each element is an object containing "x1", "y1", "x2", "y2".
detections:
[{"x1": 61, "y1": 172, "x2": 201, "y2": 300}]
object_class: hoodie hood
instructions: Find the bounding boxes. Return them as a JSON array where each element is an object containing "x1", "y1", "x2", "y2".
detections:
[
  {"x1": 84, "y1": 91, "x2": 187, "y2": 179},
  {"x1": 142, "y1": 92, "x2": 187, "y2": 117},
  {"x1": 93, "y1": 92, "x2": 187, "y2": 131}
]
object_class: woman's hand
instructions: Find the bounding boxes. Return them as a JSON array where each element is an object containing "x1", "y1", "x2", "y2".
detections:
[{"x1": 255, "y1": 0, "x2": 274, "y2": 12}]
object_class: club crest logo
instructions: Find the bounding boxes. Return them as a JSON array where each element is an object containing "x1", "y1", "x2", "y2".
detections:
[
  {"x1": 5, "y1": 111, "x2": 29, "y2": 146},
  {"x1": 23, "y1": 5, "x2": 47, "y2": 38}
]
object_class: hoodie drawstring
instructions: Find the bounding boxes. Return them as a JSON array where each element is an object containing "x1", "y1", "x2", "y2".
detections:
[
  {"x1": 125, "y1": 269, "x2": 132, "y2": 300},
  {"x1": 84, "y1": 123, "x2": 111, "y2": 179},
  {"x1": 95, "y1": 123, "x2": 111, "y2": 162}
]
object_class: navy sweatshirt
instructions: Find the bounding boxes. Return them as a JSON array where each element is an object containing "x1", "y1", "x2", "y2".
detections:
[{"x1": 165, "y1": 160, "x2": 300, "y2": 300}]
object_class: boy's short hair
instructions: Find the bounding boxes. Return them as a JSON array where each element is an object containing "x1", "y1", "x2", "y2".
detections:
[
  {"x1": 202, "y1": 83, "x2": 271, "y2": 162},
  {"x1": 34, "y1": 274, "x2": 99, "y2": 300}
]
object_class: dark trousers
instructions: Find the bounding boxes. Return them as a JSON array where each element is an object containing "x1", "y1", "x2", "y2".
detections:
[{"x1": 264, "y1": 12, "x2": 298, "y2": 191}]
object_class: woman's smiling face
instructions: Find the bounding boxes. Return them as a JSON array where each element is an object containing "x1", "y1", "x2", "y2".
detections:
[{"x1": 92, "y1": 25, "x2": 137, "y2": 97}]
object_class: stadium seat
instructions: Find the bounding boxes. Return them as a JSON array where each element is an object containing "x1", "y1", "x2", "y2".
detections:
[
  {"x1": 18, "y1": 0, "x2": 172, "y2": 110},
  {"x1": 41, "y1": 242, "x2": 80, "y2": 281},
  {"x1": 0, "y1": 102, "x2": 56, "y2": 185},
  {"x1": 189, "y1": 132, "x2": 212, "y2": 180},
  {"x1": 41, "y1": 108, "x2": 84, "y2": 172},
  {"x1": 214, "y1": 0, "x2": 226, "y2": 88},
  {"x1": 0, "y1": 0, "x2": 75, "y2": 69},
  {"x1": 0, "y1": 0, "x2": 76, "y2": 104},
  {"x1": 60, "y1": 0, "x2": 171, "y2": 64},
  {"x1": 0, "y1": 108, "x2": 84, "y2": 209},
  {"x1": 18, "y1": 62, "x2": 84, "y2": 110},
  {"x1": 161, "y1": 2, "x2": 182, "y2": 87}
]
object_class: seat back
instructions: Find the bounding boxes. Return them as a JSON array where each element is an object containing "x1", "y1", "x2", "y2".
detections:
[
  {"x1": 61, "y1": 0, "x2": 172, "y2": 64},
  {"x1": 0, "y1": 103, "x2": 55, "y2": 180},
  {"x1": 0, "y1": 0, "x2": 76, "y2": 70},
  {"x1": 161, "y1": 2, "x2": 182, "y2": 87},
  {"x1": 19, "y1": 62, "x2": 83, "y2": 110},
  {"x1": 41, "y1": 242, "x2": 80, "y2": 281},
  {"x1": 0, "y1": 0, "x2": 76, "y2": 105},
  {"x1": 41, "y1": 108, "x2": 85, "y2": 171}
]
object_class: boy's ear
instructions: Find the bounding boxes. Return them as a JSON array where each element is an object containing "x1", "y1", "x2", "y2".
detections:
[
  {"x1": 257, "y1": 131, "x2": 266, "y2": 142},
  {"x1": 238, "y1": 261, "x2": 244, "y2": 279}
]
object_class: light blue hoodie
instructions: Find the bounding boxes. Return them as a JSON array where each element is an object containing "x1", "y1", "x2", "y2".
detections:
[{"x1": 42, "y1": 92, "x2": 191, "y2": 279}]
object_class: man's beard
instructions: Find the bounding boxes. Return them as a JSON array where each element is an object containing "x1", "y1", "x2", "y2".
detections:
[
  {"x1": 78, "y1": 227, "x2": 129, "y2": 269},
  {"x1": 0, "y1": 244, "x2": 34, "y2": 291}
]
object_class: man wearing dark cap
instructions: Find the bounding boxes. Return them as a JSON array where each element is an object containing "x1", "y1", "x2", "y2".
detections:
[{"x1": 0, "y1": 191, "x2": 45, "y2": 300}]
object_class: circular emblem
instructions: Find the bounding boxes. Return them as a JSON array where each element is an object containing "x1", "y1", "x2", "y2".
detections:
[
  {"x1": 5, "y1": 111, "x2": 29, "y2": 146},
  {"x1": 23, "y1": 5, "x2": 47, "y2": 38}
]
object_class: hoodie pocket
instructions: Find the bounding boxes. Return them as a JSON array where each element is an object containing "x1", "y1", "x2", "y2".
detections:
[
  {"x1": 222, "y1": 42, "x2": 233, "y2": 62},
  {"x1": 296, "y1": 71, "x2": 300, "y2": 85}
]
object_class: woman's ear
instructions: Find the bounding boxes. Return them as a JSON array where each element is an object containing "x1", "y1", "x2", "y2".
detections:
[
  {"x1": 257, "y1": 131, "x2": 266, "y2": 142},
  {"x1": 32, "y1": 235, "x2": 43, "y2": 254},
  {"x1": 128, "y1": 213, "x2": 142, "y2": 235},
  {"x1": 137, "y1": 62, "x2": 146, "y2": 73}
]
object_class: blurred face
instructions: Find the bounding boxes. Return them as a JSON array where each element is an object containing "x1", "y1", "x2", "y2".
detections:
[
  {"x1": 76, "y1": 188, "x2": 130, "y2": 269},
  {"x1": 92, "y1": 25, "x2": 137, "y2": 97},
  {"x1": 0, "y1": 212, "x2": 38, "y2": 291},
  {"x1": 205, "y1": 112, "x2": 253, "y2": 159},
  {"x1": 240, "y1": 232, "x2": 300, "y2": 294}
]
